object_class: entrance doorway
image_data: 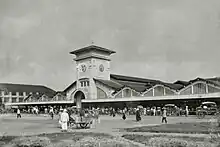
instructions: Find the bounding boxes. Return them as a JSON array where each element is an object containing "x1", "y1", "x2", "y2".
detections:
[{"x1": 73, "y1": 91, "x2": 85, "y2": 109}]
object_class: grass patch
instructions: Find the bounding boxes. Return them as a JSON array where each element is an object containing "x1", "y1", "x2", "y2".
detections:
[
  {"x1": 122, "y1": 122, "x2": 220, "y2": 134},
  {"x1": 0, "y1": 132, "x2": 139, "y2": 147},
  {"x1": 122, "y1": 134, "x2": 220, "y2": 147}
]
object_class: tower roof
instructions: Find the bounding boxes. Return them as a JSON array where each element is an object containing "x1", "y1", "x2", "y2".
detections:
[{"x1": 70, "y1": 45, "x2": 116, "y2": 55}]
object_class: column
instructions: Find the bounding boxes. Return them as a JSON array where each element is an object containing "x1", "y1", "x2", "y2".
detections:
[
  {"x1": 16, "y1": 92, "x2": 19, "y2": 102},
  {"x1": 163, "y1": 87, "x2": 166, "y2": 96},
  {"x1": 153, "y1": 88, "x2": 155, "y2": 96},
  {"x1": 9, "y1": 92, "x2": 12, "y2": 103},
  {"x1": 206, "y1": 84, "x2": 208, "y2": 93}
]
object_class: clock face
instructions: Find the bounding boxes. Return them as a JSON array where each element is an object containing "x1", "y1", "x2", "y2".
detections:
[
  {"x1": 99, "y1": 64, "x2": 104, "y2": 72},
  {"x1": 81, "y1": 64, "x2": 87, "y2": 72}
]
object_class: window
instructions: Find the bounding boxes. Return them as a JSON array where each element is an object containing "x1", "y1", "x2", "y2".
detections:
[
  {"x1": 97, "y1": 87, "x2": 107, "y2": 99},
  {"x1": 208, "y1": 85, "x2": 220, "y2": 93},
  {"x1": 123, "y1": 88, "x2": 131, "y2": 97},
  {"x1": 12, "y1": 98, "x2": 17, "y2": 103},
  {"x1": 144, "y1": 89, "x2": 153, "y2": 97},
  {"x1": 0, "y1": 97, "x2": 2, "y2": 104},
  {"x1": 193, "y1": 83, "x2": 206, "y2": 94},
  {"x1": 80, "y1": 80, "x2": 90, "y2": 87},
  {"x1": 180, "y1": 87, "x2": 192, "y2": 95},
  {"x1": 19, "y1": 92, "x2": 23, "y2": 96},
  {"x1": 132, "y1": 90, "x2": 140, "y2": 97},
  {"x1": 83, "y1": 81, "x2": 87, "y2": 87},
  {"x1": 154, "y1": 86, "x2": 164, "y2": 96},
  {"x1": 4, "y1": 97, "x2": 9, "y2": 102},
  {"x1": 115, "y1": 91, "x2": 122, "y2": 98},
  {"x1": 165, "y1": 88, "x2": 175, "y2": 95},
  {"x1": 12, "y1": 92, "x2": 17, "y2": 96},
  {"x1": 19, "y1": 98, "x2": 23, "y2": 102}
]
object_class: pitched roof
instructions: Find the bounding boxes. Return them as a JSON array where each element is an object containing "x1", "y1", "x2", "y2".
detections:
[
  {"x1": 94, "y1": 79, "x2": 123, "y2": 90},
  {"x1": 162, "y1": 82, "x2": 184, "y2": 90},
  {"x1": 0, "y1": 83, "x2": 56, "y2": 96},
  {"x1": 63, "y1": 81, "x2": 77, "y2": 93},
  {"x1": 110, "y1": 74, "x2": 161, "y2": 85},
  {"x1": 24, "y1": 93, "x2": 43, "y2": 102},
  {"x1": 70, "y1": 45, "x2": 116, "y2": 55},
  {"x1": 115, "y1": 80, "x2": 148, "y2": 92},
  {"x1": 173, "y1": 80, "x2": 190, "y2": 86}
]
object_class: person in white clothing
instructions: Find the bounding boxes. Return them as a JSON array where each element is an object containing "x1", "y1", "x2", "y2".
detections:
[
  {"x1": 60, "y1": 109, "x2": 69, "y2": 132},
  {"x1": 17, "y1": 108, "x2": 21, "y2": 118}
]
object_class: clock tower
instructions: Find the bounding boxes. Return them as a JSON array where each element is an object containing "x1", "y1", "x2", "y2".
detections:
[{"x1": 70, "y1": 45, "x2": 115, "y2": 100}]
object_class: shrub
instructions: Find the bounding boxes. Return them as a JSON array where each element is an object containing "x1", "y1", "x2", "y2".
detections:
[
  {"x1": 149, "y1": 137, "x2": 188, "y2": 147},
  {"x1": 148, "y1": 137, "x2": 214, "y2": 147},
  {"x1": 9, "y1": 136, "x2": 51, "y2": 147}
]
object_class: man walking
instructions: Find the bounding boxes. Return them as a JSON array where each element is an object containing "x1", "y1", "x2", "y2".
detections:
[
  {"x1": 60, "y1": 109, "x2": 69, "y2": 132},
  {"x1": 162, "y1": 107, "x2": 167, "y2": 123}
]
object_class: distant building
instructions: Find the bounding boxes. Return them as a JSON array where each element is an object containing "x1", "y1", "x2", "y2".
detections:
[
  {"x1": 0, "y1": 83, "x2": 56, "y2": 104},
  {"x1": 6, "y1": 45, "x2": 220, "y2": 109}
]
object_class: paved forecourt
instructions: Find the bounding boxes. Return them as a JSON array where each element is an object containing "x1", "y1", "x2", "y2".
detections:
[{"x1": 0, "y1": 114, "x2": 211, "y2": 136}]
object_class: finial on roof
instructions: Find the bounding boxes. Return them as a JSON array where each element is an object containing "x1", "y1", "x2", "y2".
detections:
[{"x1": 91, "y1": 40, "x2": 94, "y2": 45}]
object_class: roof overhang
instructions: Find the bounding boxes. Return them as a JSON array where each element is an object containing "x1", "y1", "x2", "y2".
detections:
[
  {"x1": 5, "y1": 101, "x2": 74, "y2": 106},
  {"x1": 70, "y1": 45, "x2": 116, "y2": 55}
]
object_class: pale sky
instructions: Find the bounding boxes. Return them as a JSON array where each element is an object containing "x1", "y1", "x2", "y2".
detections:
[{"x1": 1, "y1": 0, "x2": 220, "y2": 91}]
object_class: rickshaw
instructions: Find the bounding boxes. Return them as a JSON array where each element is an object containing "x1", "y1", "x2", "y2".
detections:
[
  {"x1": 164, "y1": 104, "x2": 178, "y2": 116},
  {"x1": 196, "y1": 101, "x2": 218, "y2": 119},
  {"x1": 68, "y1": 107, "x2": 93, "y2": 129}
]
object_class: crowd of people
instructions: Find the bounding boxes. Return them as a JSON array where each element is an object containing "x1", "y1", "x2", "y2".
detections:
[{"x1": 9, "y1": 104, "x2": 191, "y2": 131}]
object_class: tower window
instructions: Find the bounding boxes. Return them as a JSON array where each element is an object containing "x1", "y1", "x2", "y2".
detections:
[
  {"x1": 80, "y1": 80, "x2": 90, "y2": 87},
  {"x1": 83, "y1": 81, "x2": 87, "y2": 87}
]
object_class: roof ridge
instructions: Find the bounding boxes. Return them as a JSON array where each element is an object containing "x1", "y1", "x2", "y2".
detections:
[
  {"x1": 110, "y1": 74, "x2": 161, "y2": 83},
  {"x1": 0, "y1": 83, "x2": 47, "y2": 87}
]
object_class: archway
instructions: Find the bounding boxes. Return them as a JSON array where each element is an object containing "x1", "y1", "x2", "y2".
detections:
[{"x1": 73, "y1": 91, "x2": 85, "y2": 109}]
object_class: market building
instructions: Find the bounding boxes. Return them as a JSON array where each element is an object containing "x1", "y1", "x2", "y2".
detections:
[{"x1": 4, "y1": 45, "x2": 220, "y2": 109}]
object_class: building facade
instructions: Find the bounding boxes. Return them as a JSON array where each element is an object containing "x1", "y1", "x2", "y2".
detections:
[
  {"x1": 0, "y1": 83, "x2": 56, "y2": 105},
  {"x1": 5, "y1": 45, "x2": 220, "y2": 108}
]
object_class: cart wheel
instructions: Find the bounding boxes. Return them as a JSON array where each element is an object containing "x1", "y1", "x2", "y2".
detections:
[
  {"x1": 80, "y1": 123, "x2": 88, "y2": 129},
  {"x1": 197, "y1": 112, "x2": 205, "y2": 119}
]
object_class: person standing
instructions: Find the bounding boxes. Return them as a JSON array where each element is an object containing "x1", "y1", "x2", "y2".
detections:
[
  {"x1": 185, "y1": 106, "x2": 189, "y2": 117},
  {"x1": 58, "y1": 109, "x2": 63, "y2": 128},
  {"x1": 17, "y1": 108, "x2": 21, "y2": 118},
  {"x1": 60, "y1": 109, "x2": 69, "y2": 132},
  {"x1": 153, "y1": 107, "x2": 156, "y2": 116},
  {"x1": 162, "y1": 108, "x2": 167, "y2": 123},
  {"x1": 122, "y1": 109, "x2": 126, "y2": 120},
  {"x1": 49, "y1": 107, "x2": 54, "y2": 119},
  {"x1": 136, "y1": 108, "x2": 141, "y2": 122}
]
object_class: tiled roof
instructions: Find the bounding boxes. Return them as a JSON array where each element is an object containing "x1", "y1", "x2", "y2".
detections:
[
  {"x1": 70, "y1": 45, "x2": 116, "y2": 55},
  {"x1": 0, "y1": 83, "x2": 56, "y2": 96},
  {"x1": 94, "y1": 79, "x2": 123, "y2": 90}
]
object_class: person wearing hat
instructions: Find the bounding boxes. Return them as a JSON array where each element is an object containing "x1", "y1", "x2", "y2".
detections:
[
  {"x1": 162, "y1": 107, "x2": 167, "y2": 123},
  {"x1": 60, "y1": 109, "x2": 69, "y2": 132},
  {"x1": 58, "y1": 108, "x2": 63, "y2": 128}
]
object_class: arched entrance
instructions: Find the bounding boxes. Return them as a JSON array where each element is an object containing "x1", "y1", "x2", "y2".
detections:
[{"x1": 73, "y1": 91, "x2": 85, "y2": 109}]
